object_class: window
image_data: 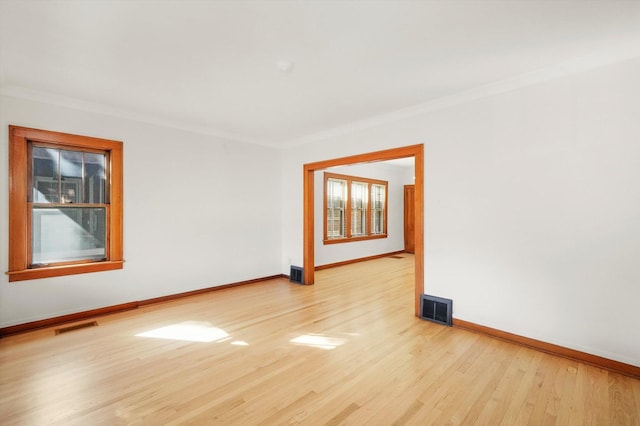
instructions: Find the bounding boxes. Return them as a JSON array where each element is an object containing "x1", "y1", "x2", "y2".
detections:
[
  {"x1": 323, "y1": 172, "x2": 388, "y2": 244},
  {"x1": 371, "y1": 183, "x2": 386, "y2": 235},
  {"x1": 7, "y1": 126, "x2": 124, "y2": 282},
  {"x1": 326, "y1": 178, "x2": 346, "y2": 238},
  {"x1": 351, "y1": 181, "x2": 367, "y2": 237}
]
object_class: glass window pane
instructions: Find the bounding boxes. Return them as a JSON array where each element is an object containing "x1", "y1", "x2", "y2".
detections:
[
  {"x1": 84, "y1": 153, "x2": 106, "y2": 204},
  {"x1": 351, "y1": 182, "x2": 367, "y2": 236},
  {"x1": 328, "y1": 179, "x2": 345, "y2": 208},
  {"x1": 372, "y1": 210, "x2": 384, "y2": 234},
  {"x1": 31, "y1": 207, "x2": 106, "y2": 265},
  {"x1": 372, "y1": 184, "x2": 385, "y2": 208},
  {"x1": 32, "y1": 147, "x2": 60, "y2": 203},
  {"x1": 328, "y1": 212, "x2": 339, "y2": 237},
  {"x1": 351, "y1": 209, "x2": 366, "y2": 235},
  {"x1": 60, "y1": 150, "x2": 83, "y2": 203},
  {"x1": 327, "y1": 179, "x2": 346, "y2": 238},
  {"x1": 371, "y1": 184, "x2": 385, "y2": 234}
]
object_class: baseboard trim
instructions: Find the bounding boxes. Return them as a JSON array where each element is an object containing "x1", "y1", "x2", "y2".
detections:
[
  {"x1": 0, "y1": 274, "x2": 287, "y2": 337},
  {"x1": 315, "y1": 250, "x2": 406, "y2": 271},
  {"x1": 453, "y1": 318, "x2": 640, "y2": 379},
  {"x1": 0, "y1": 302, "x2": 139, "y2": 337},
  {"x1": 138, "y1": 274, "x2": 286, "y2": 306}
]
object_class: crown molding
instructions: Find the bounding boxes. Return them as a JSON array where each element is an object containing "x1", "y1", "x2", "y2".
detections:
[
  {"x1": 3, "y1": 45, "x2": 639, "y2": 150},
  {"x1": 284, "y1": 47, "x2": 640, "y2": 148},
  {"x1": 0, "y1": 85, "x2": 274, "y2": 147}
]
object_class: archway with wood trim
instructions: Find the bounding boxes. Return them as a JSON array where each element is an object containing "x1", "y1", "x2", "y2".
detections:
[{"x1": 303, "y1": 144, "x2": 424, "y2": 316}]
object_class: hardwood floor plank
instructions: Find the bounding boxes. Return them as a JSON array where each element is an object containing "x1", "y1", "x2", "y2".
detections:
[
  {"x1": 471, "y1": 345, "x2": 529, "y2": 425},
  {"x1": 609, "y1": 373, "x2": 640, "y2": 426},
  {"x1": 548, "y1": 361, "x2": 578, "y2": 425},
  {"x1": 632, "y1": 378, "x2": 640, "y2": 426},
  {"x1": 526, "y1": 356, "x2": 565, "y2": 425},
  {"x1": 572, "y1": 363, "x2": 609, "y2": 425}
]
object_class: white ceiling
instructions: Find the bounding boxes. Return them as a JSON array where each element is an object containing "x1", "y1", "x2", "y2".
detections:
[{"x1": 2, "y1": 1, "x2": 640, "y2": 147}]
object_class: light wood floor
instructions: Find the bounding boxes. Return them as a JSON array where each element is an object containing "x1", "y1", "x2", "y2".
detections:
[{"x1": 1, "y1": 254, "x2": 639, "y2": 425}]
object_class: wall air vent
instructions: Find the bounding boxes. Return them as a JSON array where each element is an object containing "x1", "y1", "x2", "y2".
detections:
[
  {"x1": 289, "y1": 266, "x2": 304, "y2": 284},
  {"x1": 420, "y1": 294, "x2": 453, "y2": 326}
]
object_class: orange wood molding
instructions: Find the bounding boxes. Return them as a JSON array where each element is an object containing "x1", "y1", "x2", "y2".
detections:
[
  {"x1": 305, "y1": 144, "x2": 424, "y2": 170},
  {"x1": 7, "y1": 125, "x2": 124, "y2": 282},
  {"x1": 322, "y1": 171, "x2": 388, "y2": 243},
  {"x1": 413, "y1": 146, "x2": 424, "y2": 316},
  {"x1": 7, "y1": 261, "x2": 124, "y2": 282},
  {"x1": 303, "y1": 165, "x2": 315, "y2": 285},
  {"x1": 0, "y1": 302, "x2": 138, "y2": 337},
  {"x1": 0, "y1": 274, "x2": 287, "y2": 337},
  {"x1": 323, "y1": 234, "x2": 388, "y2": 245},
  {"x1": 137, "y1": 274, "x2": 286, "y2": 306},
  {"x1": 315, "y1": 250, "x2": 406, "y2": 271},
  {"x1": 453, "y1": 318, "x2": 640, "y2": 379}
]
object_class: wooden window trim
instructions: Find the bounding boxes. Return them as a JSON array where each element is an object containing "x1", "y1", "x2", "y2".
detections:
[
  {"x1": 7, "y1": 126, "x2": 124, "y2": 282},
  {"x1": 323, "y1": 171, "x2": 388, "y2": 244}
]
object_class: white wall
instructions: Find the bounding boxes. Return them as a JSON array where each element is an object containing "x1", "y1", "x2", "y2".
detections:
[
  {"x1": 2, "y1": 57, "x2": 638, "y2": 367},
  {"x1": 0, "y1": 95, "x2": 282, "y2": 327},
  {"x1": 281, "y1": 57, "x2": 640, "y2": 366},
  {"x1": 314, "y1": 162, "x2": 413, "y2": 267}
]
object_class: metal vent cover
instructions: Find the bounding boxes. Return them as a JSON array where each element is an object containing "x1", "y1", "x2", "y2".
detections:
[
  {"x1": 289, "y1": 266, "x2": 304, "y2": 284},
  {"x1": 420, "y1": 294, "x2": 453, "y2": 326}
]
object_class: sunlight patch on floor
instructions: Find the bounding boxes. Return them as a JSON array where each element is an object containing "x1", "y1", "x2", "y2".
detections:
[
  {"x1": 135, "y1": 321, "x2": 230, "y2": 343},
  {"x1": 290, "y1": 334, "x2": 347, "y2": 350}
]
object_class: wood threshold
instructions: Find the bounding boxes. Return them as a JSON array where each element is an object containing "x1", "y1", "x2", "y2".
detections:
[
  {"x1": 315, "y1": 250, "x2": 406, "y2": 271},
  {"x1": 0, "y1": 274, "x2": 287, "y2": 337},
  {"x1": 453, "y1": 318, "x2": 640, "y2": 380}
]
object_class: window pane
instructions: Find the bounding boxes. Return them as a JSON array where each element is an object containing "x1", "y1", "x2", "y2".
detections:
[
  {"x1": 60, "y1": 150, "x2": 83, "y2": 203},
  {"x1": 32, "y1": 147, "x2": 60, "y2": 203},
  {"x1": 372, "y1": 210, "x2": 384, "y2": 233},
  {"x1": 327, "y1": 211, "x2": 345, "y2": 238},
  {"x1": 84, "y1": 152, "x2": 106, "y2": 204},
  {"x1": 371, "y1": 184, "x2": 385, "y2": 234},
  {"x1": 372, "y1": 184, "x2": 385, "y2": 209},
  {"x1": 327, "y1": 179, "x2": 346, "y2": 238},
  {"x1": 327, "y1": 179, "x2": 345, "y2": 208},
  {"x1": 31, "y1": 207, "x2": 106, "y2": 265},
  {"x1": 351, "y1": 182, "x2": 368, "y2": 236}
]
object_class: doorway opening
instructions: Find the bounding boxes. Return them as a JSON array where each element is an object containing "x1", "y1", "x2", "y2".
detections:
[{"x1": 303, "y1": 144, "x2": 424, "y2": 316}]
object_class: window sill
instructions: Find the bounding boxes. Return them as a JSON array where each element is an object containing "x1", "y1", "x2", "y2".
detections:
[
  {"x1": 323, "y1": 234, "x2": 387, "y2": 245},
  {"x1": 7, "y1": 261, "x2": 124, "y2": 282}
]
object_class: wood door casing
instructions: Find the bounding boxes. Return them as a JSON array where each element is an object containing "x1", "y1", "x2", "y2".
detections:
[
  {"x1": 404, "y1": 184, "x2": 415, "y2": 253},
  {"x1": 303, "y1": 143, "x2": 424, "y2": 316}
]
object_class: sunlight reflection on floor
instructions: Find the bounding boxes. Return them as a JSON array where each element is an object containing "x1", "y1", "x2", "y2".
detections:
[
  {"x1": 290, "y1": 334, "x2": 347, "y2": 350},
  {"x1": 135, "y1": 321, "x2": 230, "y2": 343}
]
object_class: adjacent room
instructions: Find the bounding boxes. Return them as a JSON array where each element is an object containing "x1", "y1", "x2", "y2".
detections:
[{"x1": 1, "y1": 1, "x2": 639, "y2": 424}]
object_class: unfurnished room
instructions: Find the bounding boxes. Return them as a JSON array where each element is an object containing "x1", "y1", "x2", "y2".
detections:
[{"x1": 0, "y1": 1, "x2": 639, "y2": 424}]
